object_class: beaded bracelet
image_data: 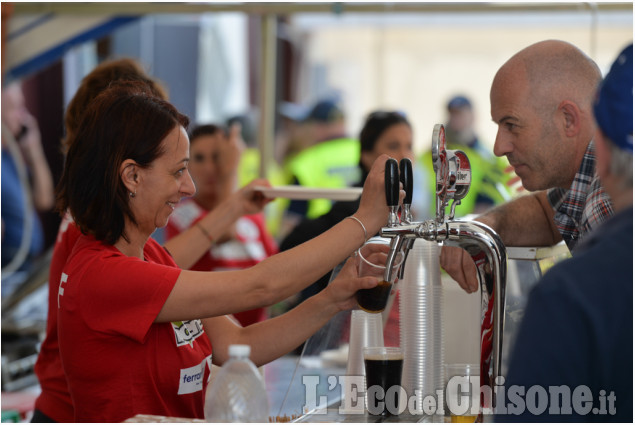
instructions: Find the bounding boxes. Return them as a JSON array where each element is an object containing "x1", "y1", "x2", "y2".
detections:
[
  {"x1": 196, "y1": 222, "x2": 214, "y2": 243},
  {"x1": 346, "y1": 215, "x2": 368, "y2": 242}
]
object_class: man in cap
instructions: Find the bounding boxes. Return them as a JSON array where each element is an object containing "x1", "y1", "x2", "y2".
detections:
[
  {"x1": 279, "y1": 98, "x2": 360, "y2": 239},
  {"x1": 420, "y1": 94, "x2": 512, "y2": 217},
  {"x1": 495, "y1": 43, "x2": 632, "y2": 422}
]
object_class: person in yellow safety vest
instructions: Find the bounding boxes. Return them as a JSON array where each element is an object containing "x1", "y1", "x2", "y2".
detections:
[
  {"x1": 278, "y1": 99, "x2": 361, "y2": 240},
  {"x1": 420, "y1": 95, "x2": 513, "y2": 218},
  {"x1": 229, "y1": 113, "x2": 288, "y2": 236}
]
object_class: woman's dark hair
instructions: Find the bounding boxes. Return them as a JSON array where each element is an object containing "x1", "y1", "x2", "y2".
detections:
[
  {"x1": 56, "y1": 81, "x2": 189, "y2": 245},
  {"x1": 63, "y1": 58, "x2": 168, "y2": 153},
  {"x1": 358, "y1": 110, "x2": 411, "y2": 175},
  {"x1": 189, "y1": 124, "x2": 223, "y2": 144}
]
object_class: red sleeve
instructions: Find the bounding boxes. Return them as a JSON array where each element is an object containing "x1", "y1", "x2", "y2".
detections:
[{"x1": 72, "y1": 243, "x2": 181, "y2": 343}]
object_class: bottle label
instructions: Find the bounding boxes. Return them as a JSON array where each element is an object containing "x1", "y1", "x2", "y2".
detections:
[{"x1": 178, "y1": 355, "x2": 210, "y2": 395}]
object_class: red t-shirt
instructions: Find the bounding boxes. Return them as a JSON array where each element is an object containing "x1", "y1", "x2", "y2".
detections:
[
  {"x1": 33, "y1": 213, "x2": 79, "y2": 422},
  {"x1": 58, "y1": 234, "x2": 212, "y2": 422},
  {"x1": 166, "y1": 199, "x2": 278, "y2": 326}
]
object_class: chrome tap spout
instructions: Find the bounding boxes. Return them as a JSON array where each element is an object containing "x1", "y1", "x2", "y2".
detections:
[{"x1": 439, "y1": 220, "x2": 507, "y2": 397}]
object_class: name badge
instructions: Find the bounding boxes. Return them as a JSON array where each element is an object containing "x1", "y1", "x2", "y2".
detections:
[{"x1": 178, "y1": 356, "x2": 210, "y2": 395}]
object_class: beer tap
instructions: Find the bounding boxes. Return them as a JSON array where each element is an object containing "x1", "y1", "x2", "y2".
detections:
[
  {"x1": 383, "y1": 158, "x2": 406, "y2": 284},
  {"x1": 398, "y1": 158, "x2": 415, "y2": 280},
  {"x1": 380, "y1": 124, "x2": 507, "y2": 412},
  {"x1": 385, "y1": 158, "x2": 400, "y2": 228},
  {"x1": 399, "y1": 157, "x2": 414, "y2": 225}
]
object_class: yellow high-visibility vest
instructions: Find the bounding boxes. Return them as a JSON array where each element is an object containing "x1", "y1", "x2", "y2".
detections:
[{"x1": 284, "y1": 137, "x2": 361, "y2": 218}]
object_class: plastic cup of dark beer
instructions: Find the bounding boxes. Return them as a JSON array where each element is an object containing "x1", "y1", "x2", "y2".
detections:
[
  {"x1": 356, "y1": 238, "x2": 404, "y2": 313},
  {"x1": 363, "y1": 346, "x2": 404, "y2": 416}
]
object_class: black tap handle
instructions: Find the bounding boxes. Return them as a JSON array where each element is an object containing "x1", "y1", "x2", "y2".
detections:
[
  {"x1": 385, "y1": 158, "x2": 400, "y2": 207},
  {"x1": 399, "y1": 158, "x2": 413, "y2": 205}
]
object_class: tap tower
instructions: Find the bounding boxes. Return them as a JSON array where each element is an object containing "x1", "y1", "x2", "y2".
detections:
[{"x1": 381, "y1": 124, "x2": 507, "y2": 416}]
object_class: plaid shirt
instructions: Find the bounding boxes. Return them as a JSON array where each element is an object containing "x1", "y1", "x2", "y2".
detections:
[{"x1": 547, "y1": 141, "x2": 614, "y2": 253}]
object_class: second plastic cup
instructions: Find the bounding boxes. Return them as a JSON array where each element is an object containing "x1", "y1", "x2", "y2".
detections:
[
  {"x1": 445, "y1": 363, "x2": 480, "y2": 423},
  {"x1": 356, "y1": 237, "x2": 404, "y2": 313}
]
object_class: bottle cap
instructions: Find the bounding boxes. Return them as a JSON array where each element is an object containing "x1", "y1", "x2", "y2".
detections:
[{"x1": 228, "y1": 344, "x2": 251, "y2": 358}]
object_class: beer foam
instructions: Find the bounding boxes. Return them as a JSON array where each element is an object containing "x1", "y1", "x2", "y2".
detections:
[{"x1": 364, "y1": 353, "x2": 404, "y2": 361}]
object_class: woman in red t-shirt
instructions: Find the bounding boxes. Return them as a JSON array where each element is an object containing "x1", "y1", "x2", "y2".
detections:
[
  {"x1": 166, "y1": 124, "x2": 278, "y2": 327},
  {"x1": 55, "y1": 82, "x2": 396, "y2": 422},
  {"x1": 33, "y1": 59, "x2": 271, "y2": 423}
]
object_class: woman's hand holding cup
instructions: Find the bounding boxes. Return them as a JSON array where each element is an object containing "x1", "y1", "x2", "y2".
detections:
[{"x1": 322, "y1": 256, "x2": 380, "y2": 313}]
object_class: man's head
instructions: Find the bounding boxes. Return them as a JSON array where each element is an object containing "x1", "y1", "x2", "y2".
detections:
[
  {"x1": 1, "y1": 81, "x2": 27, "y2": 138},
  {"x1": 278, "y1": 98, "x2": 347, "y2": 155},
  {"x1": 446, "y1": 95, "x2": 477, "y2": 148},
  {"x1": 593, "y1": 44, "x2": 633, "y2": 211},
  {"x1": 490, "y1": 40, "x2": 602, "y2": 191},
  {"x1": 302, "y1": 99, "x2": 346, "y2": 146}
]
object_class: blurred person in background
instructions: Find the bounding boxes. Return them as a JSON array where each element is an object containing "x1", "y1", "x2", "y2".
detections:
[
  {"x1": 166, "y1": 123, "x2": 278, "y2": 327},
  {"x1": 420, "y1": 94, "x2": 512, "y2": 217},
  {"x1": 277, "y1": 98, "x2": 361, "y2": 239},
  {"x1": 1, "y1": 81, "x2": 54, "y2": 278},
  {"x1": 497, "y1": 43, "x2": 632, "y2": 423},
  {"x1": 440, "y1": 40, "x2": 614, "y2": 294},
  {"x1": 228, "y1": 111, "x2": 258, "y2": 188},
  {"x1": 280, "y1": 110, "x2": 415, "y2": 347},
  {"x1": 229, "y1": 111, "x2": 287, "y2": 236}
]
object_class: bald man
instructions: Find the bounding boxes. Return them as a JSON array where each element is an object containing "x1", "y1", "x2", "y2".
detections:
[
  {"x1": 496, "y1": 43, "x2": 632, "y2": 423},
  {"x1": 441, "y1": 40, "x2": 614, "y2": 293}
]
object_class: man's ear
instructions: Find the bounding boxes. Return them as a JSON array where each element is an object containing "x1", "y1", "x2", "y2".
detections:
[
  {"x1": 120, "y1": 159, "x2": 138, "y2": 194},
  {"x1": 559, "y1": 100, "x2": 581, "y2": 138}
]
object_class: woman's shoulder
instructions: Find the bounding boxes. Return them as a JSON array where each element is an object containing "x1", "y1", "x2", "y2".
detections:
[{"x1": 64, "y1": 234, "x2": 124, "y2": 277}]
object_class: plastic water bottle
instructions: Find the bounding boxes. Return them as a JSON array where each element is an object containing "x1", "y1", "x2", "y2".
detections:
[{"x1": 204, "y1": 344, "x2": 269, "y2": 422}]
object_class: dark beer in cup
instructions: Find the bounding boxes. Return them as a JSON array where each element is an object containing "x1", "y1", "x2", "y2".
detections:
[
  {"x1": 363, "y1": 347, "x2": 404, "y2": 416},
  {"x1": 355, "y1": 241, "x2": 403, "y2": 313},
  {"x1": 356, "y1": 280, "x2": 392, "y2": 313}
]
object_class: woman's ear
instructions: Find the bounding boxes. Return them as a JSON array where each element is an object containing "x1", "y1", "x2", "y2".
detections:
[{"x1": 120, "y1": 160, "x2": 138, "y2": 195}]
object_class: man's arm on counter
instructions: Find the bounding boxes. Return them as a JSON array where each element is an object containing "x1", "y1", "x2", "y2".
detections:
[
  {"x1": 441, "y1": 191, "x2": 563, "y2": 293},
  {"x1": 477, "y1": 190, "x2": 562, "y2": 247}
]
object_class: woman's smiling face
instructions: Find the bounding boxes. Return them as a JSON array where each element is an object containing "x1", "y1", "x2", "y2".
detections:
[{"x1": 133, "y1": 125, "x2": 196, "y2": 232}]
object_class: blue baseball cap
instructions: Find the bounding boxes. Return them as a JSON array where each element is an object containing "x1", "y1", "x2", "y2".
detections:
[
  {"x1": 279, "y1": 99, "x2": 344, "y2": 123},
  {"x1": 593, "y1": 44, "x2": 633, "y2": 153},
  {"x1": 447, "y1": 95, "x2": 472, "y2": 111},
  {"x1": 304, "y1": 99, "x2": 344, "y2": 122}
]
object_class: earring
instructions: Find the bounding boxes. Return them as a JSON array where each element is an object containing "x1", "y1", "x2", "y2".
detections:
[{"x1": 130, "y1": 190, "x2": 136, "y2": 198}]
